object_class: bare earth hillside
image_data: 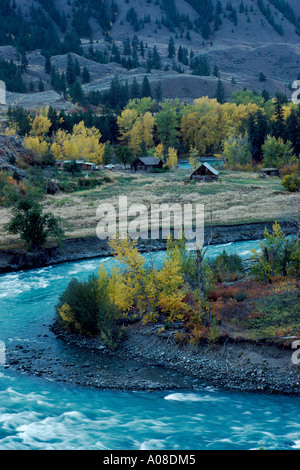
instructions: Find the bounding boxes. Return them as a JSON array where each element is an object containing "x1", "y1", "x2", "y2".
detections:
[{"x1": 0, "y1": 0, "x2": 299, "y2": 108}]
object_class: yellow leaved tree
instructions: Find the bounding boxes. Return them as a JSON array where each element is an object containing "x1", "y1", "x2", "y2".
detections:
[
  {"x1": 108, "y1": 235, "x2": 149, "y2": 314},
  {"x1": 117, "y1": 108, "x2": 155, "y2": 155},
  {"x1": 106, "y1": 235, "x2": 192, "y2": 324},
  {"x1": 24, "y1": 114, "x2": 51, "y2": 156},
  {"x1": 154, "y1": 143, "x2": 164, "y2": 161},
  {"x1": 188, "y1": 147, "x2": 199, "y2": 169},
  {"x1": 117, "y1": 108, "x2": 138, "y2": 147},
  {"x1": 50, "y1": 121, "x2": 105, "y2": 164},
  {"x1": 166, "y1": 147, "x2": 178, "y2": 168},
  {"x1": 155, "y1": 239, "x2": 190, "y2": 321}
]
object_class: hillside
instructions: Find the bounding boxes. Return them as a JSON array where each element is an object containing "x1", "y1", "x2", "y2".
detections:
[{"x1": 0, "y1": 0, "x2": 300, "y2": 109}]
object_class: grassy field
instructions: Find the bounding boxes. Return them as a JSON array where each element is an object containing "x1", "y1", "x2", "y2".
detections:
[{"x1": 0, "y1": 167, "x2": 299, "y2": 247}]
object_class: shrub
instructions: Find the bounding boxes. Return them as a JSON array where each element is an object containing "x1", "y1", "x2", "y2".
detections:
[
  {"x1": 209, "y1": 250, "x2": 244, "y2": 282},
  {"x1": 63, "y1": 161, "x2": 81, "y2": 175},
  {"x1": 56, "y1": 276, "x2": 100, "y2": 335},
  {"x1": 41, "y1": 151, "x2": 56, "y2": 167},
  {"x1": 281, "y1": 173, "x2": 300, "y2": 192},
  {"x1": 77, "y1": 177, "x2": 103, "y2": 189},
  {"x1": 250, "y1": 223, "x2": 300, "y2": 281},
  {"x1": 245, "y1": 289, "x2": 300, "y2": 339},
  {"x1": 234, "y1": 290, "x2": 247, "y2": 302},
  {"x1": 189, "y1": 326, "x2": 208, "y2": 345},
  {"x1": 207, "y1": 322, "x2": 220, "y2": 344},
  {"x1": 56, "y1": 274, "x2": 125, "y2": 347},
  {"x1": 280, "y1": 163, "x2": 298, "y2": 177},
  {"x1": 175, "y1": 330, "x2": 187, "y2": 345}
]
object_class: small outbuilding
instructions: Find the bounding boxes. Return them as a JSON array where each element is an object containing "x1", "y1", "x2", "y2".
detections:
[
  {"x1": 76, "y1": 161, "x2": 98, "y2": 171},
  {"x1": 190, "y1": 162, "x2": 219, "y2": 181},
  {"x1": 131, "y1": 157, "x2": 163, "y2": 173},
  {"x1": 261, "y1": 168, "x2": 280, "y2": 177}
]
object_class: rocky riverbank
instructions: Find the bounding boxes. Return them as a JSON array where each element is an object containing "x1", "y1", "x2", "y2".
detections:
[
  {"x1": 0, "y1": 221, "x2": 297, "y2": 274},
  {"x1": 3, "y1": 219, "x2": 299, "y2": 395},
  {"x1": 6, "y1": 318, "x2": 300, "y2": 396}
]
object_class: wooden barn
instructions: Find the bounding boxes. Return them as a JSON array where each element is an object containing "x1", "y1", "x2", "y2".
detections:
[
  {"x1": 261, "y1": 168, "x2": 280, "y2": 177},
  {"x1": 190, "y1": 162, "x2": 219, "y2": 181},
  {"x1": 131, "y1": 157, "x2": 163, "y2": 172}
]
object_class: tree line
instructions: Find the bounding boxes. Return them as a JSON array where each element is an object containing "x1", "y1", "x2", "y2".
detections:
[{"x1": 6, "y1": 90, "x2": 300, "y2": 173}]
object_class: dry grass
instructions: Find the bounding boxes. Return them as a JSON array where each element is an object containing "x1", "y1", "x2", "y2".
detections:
[{"x1": 0, "y1": 169, "x2": 299, "y2": 246}]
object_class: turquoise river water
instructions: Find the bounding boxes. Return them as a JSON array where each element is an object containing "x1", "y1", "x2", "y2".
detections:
[{"x1": 0, "y1": 239, "x2": 299, "y2": 450}]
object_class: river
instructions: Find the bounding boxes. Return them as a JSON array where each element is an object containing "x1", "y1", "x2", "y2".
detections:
[{"x1": 0, "y1": 239, "x2": 299, "y2": 450}]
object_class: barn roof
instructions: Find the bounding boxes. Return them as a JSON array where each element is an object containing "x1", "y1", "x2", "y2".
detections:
[
  {"x1": 135, "y1": 157, "x2": 162, "y2": 166},
  {"x1": 192, "y1": 162, "x2": 219, "y2": 176}
]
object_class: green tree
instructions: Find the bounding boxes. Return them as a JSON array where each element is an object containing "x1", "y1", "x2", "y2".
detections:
[
  {"x1": 66, "y1": 53, "x2": 76, "y2": 86},
  {"x1": 70, "y1": 80, "x2": 84, "y2": 103},
  {"x1": 155, "y1": 100, "x2": 179, "y2": 148},
  {"x1": 4, "y1": 184, "x2": 64, "y2": 251},
  {"x1": 262, "y1": 135, "x2": 296, "y2": 169},
  {"x1": 273, "y1": 94, "x2": 285, "y2": 137},
  {"x1": 213, "y1": 64, "x2": 220, "y2": 78},
  {"x1": 141, "y1": 76, "x2": 152, "y2": 98},
  {"x1": 115, "y1": 145, "x2": 134, "y2": 167},
  {"x1": 168, "y1": 36, "x2": 176, "y2": 59},
  {"x1": 152, "y1": 45, "x2": 162, "y2": 69},
  {"x1": 130, "y1": 77, "x2": 140, "y2": 99},
  {"x1": 232, "y1": 89, "x2": 265, "y2": 107},
  {"x1": 223, "y1": 132, "x2": 252, "y2": 167},
  {"x1": 44, "y1": 54, "x2": 52, "y2": 74},
  {"x1": 259, "y1": 71, "x2": 266, "y2": 82},
  {"x1": 215, "y1": 78, "x2": 225, "y2": 104},
  {"x1": 250, "y1": 223, "x2": 300, "y2": 281},
  {"x1": 82, "y1": 66, "x2": 90, "y2": 84},
  {"x1": 39, "y1": 78, "x2": 45, "y2": 92},
  {"x1": 103, "y1": 142, "x2": 113, "y2": 165}
]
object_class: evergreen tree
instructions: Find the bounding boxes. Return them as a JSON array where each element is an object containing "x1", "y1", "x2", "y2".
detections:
[
  {"x1": 141, "y1": 76, "x2": 152, "y2": 98},
  {"x1": 285, "y1": 106, "x2": 300, "y2": 155},
  {"x1": 21, "y1": 50, "x2": 28, "y2": 72},
  {"x1": 152, "y1": 45, "x2": 162, "y2": 69},
  {"x1": 74, "y1": 58, "x2": 81, "y2": 77},
  {"x1": 201, "y1": 20, "x2": 211, "y2": 40},
  {"x1": 155, "y1": 82, "x2": 163, "y2": 102},
  {"x1": 130, "y1": 77, "x2": 140, "y2": 99},
  {"x1": 82, "y1": 66, "x2": 90, "y2": 84},
  {"x1": 70, "y1": 80, "x2": 84, "y2": 103},
  {"x1": 44, "y1": 55, "x2": 52, "y2": 74},
  {"x1": 213, "y1": 65, "x2": 220, "y2": 78},
  {"x1": 111, "y1": 42, "x2": 121, "y2": 63},
  {"x1": 140, "y1": 40, "x2": 145, "y2": 57},
  {"x1": 248, "y1": 110, "x2": 268, "y2": 163},
  {"x1": 191, "y1": 55, "x2": 210, "y2": 76},
  {"x1": 39, "y1": 78, "x2": 44, "y2": 92},
  {"x1": 168, "y1": 36, "x2": 176, "y2": 59},
  {"x1": 215, "y1": 78, "x2": 225, "y2": 104},
  {"x1": 273, "y1": 94, "x2": 285, "y2": 138},
  {"x1": 123, "y1": 38, "x2": 132, "y2": 55},
  {"x1": 66, "y1": 54, "x2": 76, "y2": 86}
]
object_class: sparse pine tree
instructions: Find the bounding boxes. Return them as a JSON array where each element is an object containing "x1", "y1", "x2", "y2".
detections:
[
  {"x1": 215, "y1": 78, "x2": 225, "y2": 104},
  {"x1": 141, "y1": 76, "x2": 152, "y2": 98}
]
